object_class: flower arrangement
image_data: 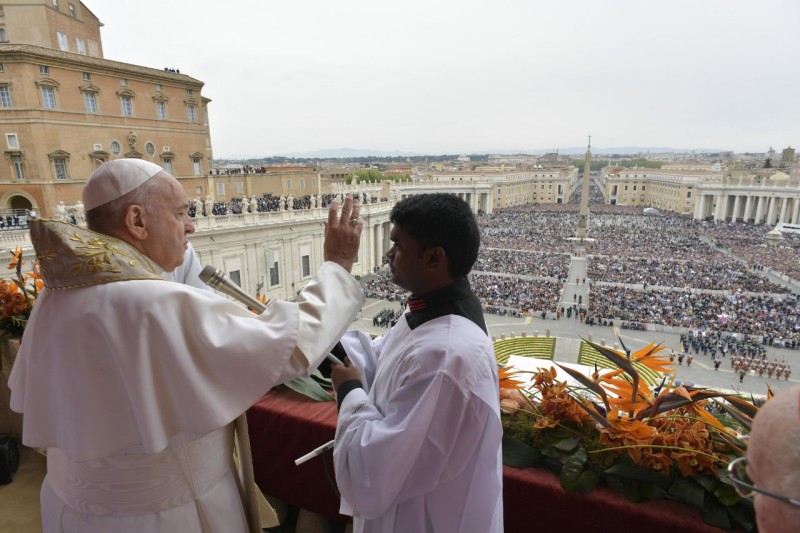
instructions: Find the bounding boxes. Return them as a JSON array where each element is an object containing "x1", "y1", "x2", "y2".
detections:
[
  {"x1": 0, "y1": 247, "x2": 42, "y2": 337},
  {"x1": 499, "y1": 338, "x2": 760, "y2": 532}
]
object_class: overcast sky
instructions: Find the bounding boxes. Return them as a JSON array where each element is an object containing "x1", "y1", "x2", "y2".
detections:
[{"x1": 88, "y1": 0, "x2": 799, "y2": 158}]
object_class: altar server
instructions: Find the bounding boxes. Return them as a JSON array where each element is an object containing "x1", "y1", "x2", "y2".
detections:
[
  {"x1": 331, "y1": 193, "x2": 503, "y2": 532},
  {"x1": 10, "y1": 159, "x2": 365, "y2": 532}
]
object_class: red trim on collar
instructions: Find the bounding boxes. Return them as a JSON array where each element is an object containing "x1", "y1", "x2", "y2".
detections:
[{"x1": 407, "y1": 298, "x2": 427, "y2": 312}]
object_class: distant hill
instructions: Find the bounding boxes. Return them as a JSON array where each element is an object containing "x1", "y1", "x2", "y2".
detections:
[
  {"x1": 278, "y1": 147, "x2": 423, "y2": 159},
  {"x1": 270, "y1": 146, "x2": 722, "y2": 159}
]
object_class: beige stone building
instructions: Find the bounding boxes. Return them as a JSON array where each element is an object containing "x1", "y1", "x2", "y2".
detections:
[
  {"x1": 0, "y1": 0, "x2": 212, "y2": 217},
  {"x1": 599, "y1": 166, "x2": 707, "y2": 215}
]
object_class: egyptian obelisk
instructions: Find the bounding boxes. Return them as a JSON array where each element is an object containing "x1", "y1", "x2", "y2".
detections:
[{"x1": 576, "y1": 135, "x2": 591, "y2": 239}]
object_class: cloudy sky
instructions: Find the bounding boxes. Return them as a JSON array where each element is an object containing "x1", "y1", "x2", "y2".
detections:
[{"x1": 89, "y1": 0, "x2": 799, "y2": 158}]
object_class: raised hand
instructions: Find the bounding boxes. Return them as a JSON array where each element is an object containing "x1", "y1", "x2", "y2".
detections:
[{"x1": 323, "y1": 194, "x2": 362, "y2": 272}]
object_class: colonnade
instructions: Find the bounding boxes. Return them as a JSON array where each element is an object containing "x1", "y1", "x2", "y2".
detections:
[{"x1": 694, "y1": 192, "x2": 800, "y2": 225}]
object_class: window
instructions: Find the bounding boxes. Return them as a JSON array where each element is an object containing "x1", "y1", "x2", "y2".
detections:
[
  {"x1": 186, "y1": 88, "x2": 193, "y2": 97},
  {"x1": 229, "y1": 270, "x2": 241, "y2": 286},
  {"x1": 195, "y1": 186, "x2": 202, "y2": 195},
  {"x1": 299, "y1": 178, "x2": 305, "y2": 189},
  {"x1": 83, "y1": 91, "x2": 97, "y2": 112},
  {"x1": 76, "y1": 38, "x2": 86, "y2": 54},
  {"x1": 120, "y1": 95, "x2": 133, "y2": 116},
  {"x1": 53, "y1": 158, "x2": 68, "y2": 180},
  {"x1": 82, "y1": 72, "x2": 91, "y2": 81},
  {"x1": 110, "y1": 140, "x2": 121, "y2": 155},
  {"x1": 52, "y1": 0, "x2": 59, "y2": 8},
  {"x1": 193, "y1": 158, "x2": 201, "y2": 175},
  {"x1": 0, "y1": 27, "x2": 7, "y2": 43},
  {"x1": 11, "y1": 155, "x2": 24, "y2": 180},
  {"x1": 186, "y1": 105, "x2": 196, "y2": 122},
  {"x1": 0, "y1": 85, "x2": 11, "y2": 108},
  {"x1": 120, "y1": 78, "x2": 127, "y2": 87},
  {"x1": 268, "y1": 250, "x2": 280, "y2": 286},
  {"x1": 236, "y1": 182, "x2": 244, "y2": 194},
  {"x1": 40, "y1": 65, "x2": 49, "y2": 74},
  {"x1": 57, "y1": 32, "x2": 68, "y2": 51},
  {"x1": 156, "y1": 100, "x2": 167, "y2": 119},
  {"x1": 41, "y1": 86, "x2": 56, "y2": 108},
  {"x1": 145, "y1": 142, "x2": 155, "y2": 157},
  {"x1": 6, "y1": 133, "x2": 19, "y2": 149},
  {"x1": 69, "y1": 3, "x2": 75, "y2": 17},
  {"x1": 312, "y1": 177, "x2": 317, "y2": 187},
  {"x1": 163, "y1": 158, "x2": 173, "y2": 174},
  {"x1": 216, "y1": 182, "x2": 225, "y2": 195},
  {"x1": 155, "y1": 84, "x2": 162, "y2": 92},
  {"x1": 286, "y1": 179, "x2": 292, "y2": 190}
]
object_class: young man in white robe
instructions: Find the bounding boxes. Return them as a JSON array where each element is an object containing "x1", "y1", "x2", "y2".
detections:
[
  {"x1": 330, "y1": 193, "x2": 504, "y2": 532},
  {"x1": 10, "y1": 159, "x2": 365, "y2": 532}
]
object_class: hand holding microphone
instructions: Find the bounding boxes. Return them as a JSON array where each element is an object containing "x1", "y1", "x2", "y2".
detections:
[{"x1": 199, "y1": 265, "x2": 344, "y2": 367}]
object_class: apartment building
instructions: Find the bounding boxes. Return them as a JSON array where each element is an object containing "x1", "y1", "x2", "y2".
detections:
[{"x1": 0, "y1": 1, "x2": 212, "y2": 217}]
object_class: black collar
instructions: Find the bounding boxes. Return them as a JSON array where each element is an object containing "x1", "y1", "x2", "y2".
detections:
[{"x1": 404, "y1": 277, "x2": 487, "y2": 334}]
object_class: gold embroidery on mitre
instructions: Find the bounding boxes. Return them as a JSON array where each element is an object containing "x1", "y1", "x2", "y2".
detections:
[{"x1": 29, "y1": 219, "x2": 164, "y2": 290}]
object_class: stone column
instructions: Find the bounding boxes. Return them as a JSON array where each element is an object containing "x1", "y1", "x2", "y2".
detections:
[
  {"x1": 779, "y1": 196, "x2": 789, "y2": 224},
  {"x1": 755, "y1": 196, "x2": 766, "y2": 224},
  {"x1": 743, "y1": 195, "x2": 753, "y2": 223},
  {"x1": 731, "y1": 195, "x2": 741, "y2": 222},
  {"x1": 766, "y1": 196, "x2": 777, "y2": 225}
]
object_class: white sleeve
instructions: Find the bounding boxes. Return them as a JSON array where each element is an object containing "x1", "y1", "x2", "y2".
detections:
[
  {"x1": 338, "y1": 330, "x2": 383, "y2": 390},
  {"x1": 333, "y1": 370, "x2": 491, "y2": 519}
]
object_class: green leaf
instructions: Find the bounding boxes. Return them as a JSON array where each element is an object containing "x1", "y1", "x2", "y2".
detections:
[
  {"x1": 502, "y1": 435, "x2": 541, "y2": 468},
  {"x1": 309, "y1": 370, "x2": 333, "y2": 387},
  {"x1": 572, "y1": 470, "x2": 598, "y2": 495},
  {"x1": 714, "y1": 481, "x2": 741, "y2": 506},
  {"x1": 668, "y1": 477, "x2": 706, "y2": 509},
  {"x1": 642, "y1": 483, "x2": 669, "y2": 501},
  {"x1": 552, "y1": 437, "x2": 579, "y2": 452},
  {"x1": 691, "y1": 473, "x2": 719, "y2": 494},
  {"x1": 605, "y1": 461, "x2": 672, "y2": 490},
  {"x1": 727, "y1": 500, "x2": 756, "y2": 533},
  {"x1": 703, "y1": 499, "x2": 732, "y2": 530},
  {"x1": 559, "y1": 448, "x2": 588, "y2": 492},
  {"x1": 283, "y1": 376, "x2": 335, "y2": 402}
]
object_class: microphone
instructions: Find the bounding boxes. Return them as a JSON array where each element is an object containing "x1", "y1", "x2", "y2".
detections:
[
  {"x1": 199, "y1": 265, "x2": 266, "y2": 312},
  {"x1": 199, "y1": 264, "x2": 344, "y2": 367}
]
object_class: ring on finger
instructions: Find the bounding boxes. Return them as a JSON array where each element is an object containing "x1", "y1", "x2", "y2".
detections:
[{"x1": 350, "y1": 218, "x2": 358, "y2": 227}]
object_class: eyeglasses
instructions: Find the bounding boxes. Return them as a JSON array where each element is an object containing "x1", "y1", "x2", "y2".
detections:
[{"x1": 727, "y1": 456, "x2": 800, "y2": 507}]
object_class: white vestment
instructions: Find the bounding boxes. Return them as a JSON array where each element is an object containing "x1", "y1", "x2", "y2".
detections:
[
  {"x1": 333, "y1": 313, "x2": 504, "y2": 533},
  {"x1": 11, "y1": 240, "x2": 364, "y2": 533}
]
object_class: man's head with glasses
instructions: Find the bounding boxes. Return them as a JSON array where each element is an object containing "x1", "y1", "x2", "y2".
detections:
[{"x1": 731, "y1": 386, "x2": 800, "y2": 533}]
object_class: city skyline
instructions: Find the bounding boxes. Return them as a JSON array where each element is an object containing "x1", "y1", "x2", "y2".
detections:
[{"x1": 90, "y1": 0, "x2": 799, "y2": 159}]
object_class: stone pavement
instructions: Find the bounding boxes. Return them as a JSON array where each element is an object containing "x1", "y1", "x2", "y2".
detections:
[{"x1": 354, "y1": 297, "x2": 799, "y2": 397}]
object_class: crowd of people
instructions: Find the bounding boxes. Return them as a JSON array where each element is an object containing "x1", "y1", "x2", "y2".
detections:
[
  {"x1": 371, "y1": 307, "x2": 403, "y2": 328},
  {"x1": 589, "y1": 286, "x2": 800, "y2": 341},
  {"x1": 187, "y1": 192, "x2": 382, "y2": 218},
  {"x1": 589, "y1": 255, "x2": 788, "y2": 293},
  {"x1": 473, "y1": 248, "x2": 570, "y2": 279}
]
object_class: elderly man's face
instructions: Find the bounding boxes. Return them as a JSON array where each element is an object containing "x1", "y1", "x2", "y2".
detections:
[
  {"x1": 141, "y1": 174, "x2": 195, "y2": 272},
  {"x1": 747, "y1": 389, "x2": 800, "y2": 533}
]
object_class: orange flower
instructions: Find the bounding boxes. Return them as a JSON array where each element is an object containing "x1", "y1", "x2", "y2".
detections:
[
  {"x1": 7, "y1": 246, "x2": 23, "y2": 271},
  {"x1": 498, "y1": 365, "x2": 526, "y2": 390}
]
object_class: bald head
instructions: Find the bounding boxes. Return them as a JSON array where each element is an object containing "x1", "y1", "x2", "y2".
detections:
[{"x1": 748, "y1": 386, "x2": 800, "y2": 532}]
